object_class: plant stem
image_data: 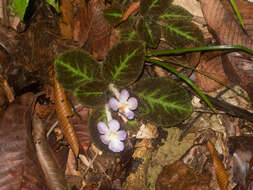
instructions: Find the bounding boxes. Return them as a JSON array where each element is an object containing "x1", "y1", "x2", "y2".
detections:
[
  {"x1": 146, "y1": 45, "x2": 253, "y2": 57},
  {"x1": 105, "y1": 104, "x2": 112, "y2": 121},
  {"x1": 109, "y1": 83, "x2": 120, "y2": 99}
]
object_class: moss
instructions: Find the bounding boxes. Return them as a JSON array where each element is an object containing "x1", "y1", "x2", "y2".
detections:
[{"x1": 146, "y1": 127, "x2": 194, "y2": 190}]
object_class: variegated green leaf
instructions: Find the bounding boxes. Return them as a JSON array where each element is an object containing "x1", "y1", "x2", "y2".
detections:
[
  {"x1": 134, "y1": 77, "x2": 192, "y2": 126},
  {"x1": 159, "y1": 5, "x2": 192, "y2": 21},
  {"x1": 54, "y1": 49, "x2": 100, "y2": 91},
  {"x1": 137, "y1": 18, "x2": 161, "y2": 48},
  {"x1": 103, "y1": 3, "x2": 123, "y2": 26},
  {"x1": 119, "y1": 19, "x2": 139, "y2": 41},
  {"x1": 102, "y1": 41, "x2": 145, "y2": 87},
  {"x1": 140, "y1": 0, "x2": 172, "y2": 19},
  {"x1": 74, "y1": 81, "x2": 108, "y2": 107},
  {"x1": 162, "y1": 20, "x2": 204, "y2": 48}
]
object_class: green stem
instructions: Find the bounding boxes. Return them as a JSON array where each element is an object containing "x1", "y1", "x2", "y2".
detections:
[
  {"x1": 146, "y1": 57, "x2": 216, "y2": 112},
  {"x1": 164, "y1": 57, "x2": 252, "y2": 104},
  {"x1": 146, "y1": 45, "x2": 253, "y2": 57},
  {"x1": 229, "y1": 0, "x2": 245, "y2": 29}
]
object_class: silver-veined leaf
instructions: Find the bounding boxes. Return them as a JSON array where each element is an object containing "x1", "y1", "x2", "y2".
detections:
[
  {"x1": 102, "y1": 41, "x2": 145, "y2": 87},
  {"x1": 134, "y1": 77, "x2": 192, "y2": 126},
  {"x1": 54, "y1": 49, "x2": 101, "y2": 91}
]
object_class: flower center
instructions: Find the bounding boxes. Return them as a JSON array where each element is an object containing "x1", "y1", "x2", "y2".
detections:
[
  {"x1": 109, "y1": 132, "x2": 117, "y2": 139},
  {"x1": 119, "y1": 104, "x2": 129, "y2": 113}
]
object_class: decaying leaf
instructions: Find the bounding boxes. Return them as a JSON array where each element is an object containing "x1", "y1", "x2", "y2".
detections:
[
  {"x1": 228, "y1": 136, "x2": 253, "y2": 190},
  {"x1": 32, "y1": 114, "x2": 67, "y2": 190},
  {"x1": 146, "y1": 128, "x2": 195, "y2": 190},
  {"x1": 0, "y1": 93, "x2": 48, "y2": 190},
  {"x1": 195, "y1": 53, "x2": 230, "y2": 92},
  {"x1": 156, "y1": 161, "x2": 210, "y2": 190},
  {"x1": 200, "y1": 0, "x2": 253, "y2": 101},
  {"x1": 73, "y1": 0, "x2": 111, "y2": 59},
  {"x1": 59, "y1": 0, "x2": 73, "y2": 39},
  {"x1": 207, "y1": 141, "x2": 228, "y2": 190}
]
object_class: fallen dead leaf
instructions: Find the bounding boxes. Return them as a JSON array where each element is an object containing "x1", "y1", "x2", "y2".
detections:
[
  {"x1": 195, "y1": 52, "x2": 230, "y2": 92},
  {"x1": 156, "y1": 160, "x2": 210, "y2": 190},
  {"x1": 200, "y1": 0, "x2": 253, "y2": 101},
  {"x1": 73, "y1": 0, "x2": 111, "y2": 59},
  {"x1": 0, "y1": 93, "x2": 48, "y2": 189}
]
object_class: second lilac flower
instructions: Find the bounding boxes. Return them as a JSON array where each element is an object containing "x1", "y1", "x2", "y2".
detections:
[{"x1": 109, "y1": 89, "x2": 138, "y2": 120}]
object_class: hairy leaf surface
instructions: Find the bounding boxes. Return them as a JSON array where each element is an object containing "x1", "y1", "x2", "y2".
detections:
[
  {"x1": 134, "y1": 78, "x2": 192, "y2": 126},
  {"x1": 54, "y1": 49, "x2": 101, "y2": 91},
  {"x1": 162, "y1": 19, "x2": 204, "y2": 48},
  {"x1": 103, "y1": 3, "x2": 123, "y2": 26},
  {"x1": 160, "y1": 5, "x2": 192, "y2": 21},
  {"x1": 140, "y1": 0, "x2": 172, "y2": 19},
  {"x1": 74, "y1": 81, "x2": 108, "y2": 107},
  {"x1": 102, "y1": 41, "x2": 145, "y2": 87},
  {"x1": 137, "y1": 18, "x2": 161, "y2": 48}
]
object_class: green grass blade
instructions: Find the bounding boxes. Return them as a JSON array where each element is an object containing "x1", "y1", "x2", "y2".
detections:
[
  {"x1": 229, "y1": 0, "x2": 245, "y2": 29},
  {"x1": 146, "y1": 58, "x2": 216, "y2": 112},
  {"x1": 146, "y1": 45, "x2": 253, "y2": 57}
]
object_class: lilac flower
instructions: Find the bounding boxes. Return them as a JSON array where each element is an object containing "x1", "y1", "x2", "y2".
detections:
[
  {"x1": 97, "y1": 120, "x2": 127, "y2": 152},
  {"x1": 109, "y1": 89, "x2": 138, "y2": 120}
]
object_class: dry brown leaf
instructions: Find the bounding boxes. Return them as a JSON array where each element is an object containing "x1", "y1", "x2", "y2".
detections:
[
  {"x1": 59, "y1": 0, "x2": 73, "y2": 39},
  {"x1": 0, "y1": 93, "x2": 48, "y2": 189},
  {"x1": 156, "y1": 160, "x2": 210, "y2": 190},
  {"x1": 73, "y1": 0, "x2": 111, "y2": 59},
  {"x1": 228, "y1": 136, "x2": 253, "y2": 189},
  {"x1": 32, "y1": 113, "x2": 67, "y2": 190},
  {"x1": 195, "y1": 53, "x2": 230, "y2": 92},
  {"x1": 53, "y1": 75, "x2": 80, "y2": 158},
  {"x1": 72, "y1": 106, "x2": 91, "y2": 154},
  {"x1": 207, "y1": 141, "x2": 228, "y2": 190},
  {"x1": 200, "y1": 0, "x2": 253, "y2": 101},
  {"x1": 117, "y1": 1, "x2": 140, "y2": 26}
]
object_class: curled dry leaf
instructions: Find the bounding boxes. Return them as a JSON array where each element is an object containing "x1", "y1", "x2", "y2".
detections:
[
  {"x1": 53, "y1": 75, "x2": 80, "y2": 158},
  {"x1": 200, "y1": 0, "x2": 253, "y2": 101},
  {"x1": 207, "y1": 141, "x2": 228, "y2": 190},
  {"x1": 0, "y1": 93, "x2": 48, "y2": 190},
  {"x1": 32, "y1": 113, "x2": 67, "y2": 190}
]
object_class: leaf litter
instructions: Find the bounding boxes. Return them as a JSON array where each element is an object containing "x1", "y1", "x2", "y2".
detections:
[{"x1": 0, "y1": 0, "x2": 253, "y2": 189}]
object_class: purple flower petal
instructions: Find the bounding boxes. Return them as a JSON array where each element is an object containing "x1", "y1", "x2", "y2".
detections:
[
  {"x1": 116, "y1": 130, "x2": 127, "y2": 141},
  {"x1": 127, "y1": 97, "x2": 138, "y2": 110},
  {"x1": 125, "y1": 110, "x2": 134, "y2": 120},
  {"x1": 108, "y1": 120, "x2": 120, "y2": 132},
  {"x1": 108, "y1": 139, "x2": 124, "y2": 152},
  {"x1": 100, "y1": 134, "x2": 110, "y2": 145},
  {"x1": 97, "y1": 122, "x2": 108, "y2": 134},
  {"x1": 109, "y1": 97, "x2": 120, "y2": 111},
  {"x1": 119, "y1": 89, "x2": 129, "y2": 103}
]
